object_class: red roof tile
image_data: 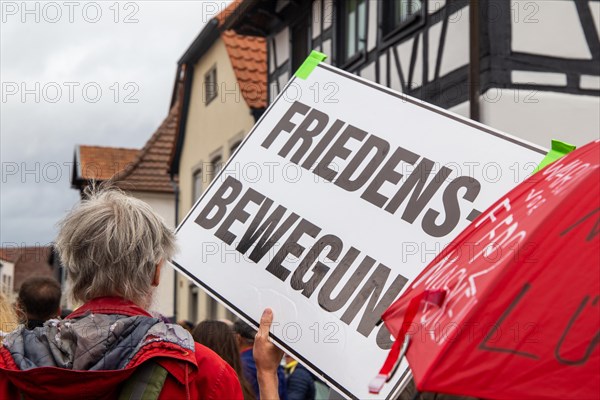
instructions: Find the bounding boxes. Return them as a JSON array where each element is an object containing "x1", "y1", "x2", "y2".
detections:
[
  {"x1": 0, "y1": 247, "x2": 19, "y2": 263},
  {"x1": 78, "y1": 146, "x2": 139, "y2": 181},
  {"x1": 112, "y1": 85, "x2": 182, "y2": 193},
  {"x1": 217, "y1": 2, "x2": 267, "y2": 109},
  {"x1": 0, "y1": 246, "x2": 55, "y2": 291},
  {"x1": 215, "y1": 1, "x2": 242, "y2": 26}
]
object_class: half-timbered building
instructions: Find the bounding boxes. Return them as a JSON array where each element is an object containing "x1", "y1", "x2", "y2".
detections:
[{"x1": 223, "y1": 0, "x2": 600, "y2": 147}]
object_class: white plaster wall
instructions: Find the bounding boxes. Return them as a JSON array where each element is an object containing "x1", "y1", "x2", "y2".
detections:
[
  {"x1": 269, "y1": 40, "x2": 276, "y2": 74},
  {"x1": 448, "y1": 100, "x2": 469, "y2": 118},
  {"x1": 367, "y1": 0, "x2": 378, "y2": 51},
  {"x1": 135, "y1": 192, "x2": 175, "y2": 227},
  {"x1": 278, "y1": 70, "x2": 290, "y2": 94},
  {"x1": 322, "y1": 39, "x2": 332, "y2": 62},
  {"x1": 397, "y1": 35, "x2": 422, "y2": 88},
  {"x1": 428, "y1": 0, "x2": 446, "y2": 15},
  {"x1": 590, "y1": 1, "x2": 600, "y2": 38},
  {"x1": 360, "y1": 62, "x2": 376, "y2": 82},
  {"x1": 480, "y1": 90, "x2": 600, "y2": 147},
  {"x1": 581, "y1": 74, "x2": 600, "y2": 90},
  {"x1": 511, "y1": 70, "x2": 567, "y2": 86},
  {"x1": 134, "y1": 191, "x2": 176, "y2": 318},
  {"x1": 323, "y1": 0, "x2": 333, "y2": 30},
  {"x1": 439, "y1": 6, "x2": 469, "y2": 77},
  {"x1": 511, "y1": 0, "x2": 592, "y2": 59},
  {"x1": 397, "y1": 37, "x2": 413, "y2": 83},
  {"x1": 0, "y1": 260, "x2": 15, "y2": 302},
  {"x1": 390, "y1": 51, "x2": 402, "y2": 92},
  {"x1": 378, "y1": 52, "x2": 387, "y2": 85},
  {"x1": 274, "y1": 27, "x2": 290, "y2": 68},
  {"x1": 312, "y1": 0, "x2": 322, "y2": 39},
  {"x1": 428, "y1": 20, "x2": 443, "y2": 82},
  {"x1": 270, "y1": 80, "x2": 280, "y2": 100}
]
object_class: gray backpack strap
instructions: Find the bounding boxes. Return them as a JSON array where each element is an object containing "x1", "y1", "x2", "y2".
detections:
[{"x1": 118, "y1": 362, "x2": 169, "y2": 400}]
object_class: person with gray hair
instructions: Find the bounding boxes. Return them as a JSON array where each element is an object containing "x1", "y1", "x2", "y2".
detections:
[{"x1": 0, "y1": 186, "x2": 243, "y2": 400}]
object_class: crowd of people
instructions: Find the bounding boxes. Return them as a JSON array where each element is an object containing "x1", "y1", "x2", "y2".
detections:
[{"x1": 0, "y1": 186, "x2": 327, "y2": 400}]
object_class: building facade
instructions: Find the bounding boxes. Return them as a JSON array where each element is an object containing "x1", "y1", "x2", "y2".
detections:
[
  {"x1": 0, "y1": 255, "x2": 15, "y2": 303},
  {"x1": 169, "y1": 4, "x2": 267, "y2": 323},
  {"x1": 71, "y1": 88, "x2": 181, "y2": 318},
  {"x1": 0, "y1": 246, "x2": 56, "y2": 305},
  {"x1": 224, "y1": 0, "x2": 600, "y2": 147}
]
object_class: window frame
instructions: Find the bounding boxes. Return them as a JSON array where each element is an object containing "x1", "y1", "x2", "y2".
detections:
[
  {"x1": 228, "y1": 131, "x2": 245, "y2": 159},
  {"x1": 290, "y1": 9, "x2": 311, "y2": 72},
  {"x1": 192, "y1": 166, "x2": 203, "y2": 203},
  {"x1": 381, "y1": 0, "x2": 425, "y2": 43},
  {"x1": 188, "y1": 283, "x2": 198, "y2": 323},
  {"x1": 210, "y1": 154, "x2": 223, "y2": 182},
  {"x1": 337, "y1": 0, "x2": 368, "y2": 68},
  {"x1": 207, "y1": 297, "x2": 219, "y2": 320},
  {"x1": 204, "y1": 64, "x2": 218, "y2": 105}
]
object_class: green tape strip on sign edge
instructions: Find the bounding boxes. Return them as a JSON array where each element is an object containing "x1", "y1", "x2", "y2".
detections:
[
  {"x1": 533, "y1": 139, "x2": 577, "y2": 174},
  {"x1": 294, "y1": 50, "x2": 328, "y2": 80}
]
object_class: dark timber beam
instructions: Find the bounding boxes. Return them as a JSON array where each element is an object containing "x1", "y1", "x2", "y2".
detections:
[{"x1": 469, "y1": 0, "x2": 481, "y2": 122}]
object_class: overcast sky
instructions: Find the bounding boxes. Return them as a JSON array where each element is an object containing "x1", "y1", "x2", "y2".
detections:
[{"x1": 1, "y1": 0, "x2": 231, "y2": 246}]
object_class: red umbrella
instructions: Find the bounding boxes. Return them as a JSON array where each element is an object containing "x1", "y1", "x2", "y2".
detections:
[{"x1": 372, "y1": 140, "x2": 600, "y2": 399}]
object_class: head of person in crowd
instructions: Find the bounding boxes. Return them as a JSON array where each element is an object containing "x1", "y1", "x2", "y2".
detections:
[
  {"x1": 0, "y1": 293, "x2": 18, "y2": 335},
  {"x1": 0, "y1": 186, "x2": 243, "y2": 400},
  {"x1": 234, "y1": 318, "x2": 257, "y2": 350},
  {"x1": 17, "y1": 276, "x2": 61, "y2": 330},
  {"x1": 193, "y1": 320, "x2": 256, "y2": 400},
  {"x1": 56, "y1": 187, "x2": 175, "y2": 310}
]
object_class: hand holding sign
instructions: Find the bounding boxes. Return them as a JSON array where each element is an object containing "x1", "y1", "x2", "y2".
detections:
[{"x1": 254, "y1": 308, "x2": 284, "y2": 400}]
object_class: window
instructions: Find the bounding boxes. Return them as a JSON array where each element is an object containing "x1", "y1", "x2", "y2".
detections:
[
  {"x1": 207, "y1": 298, "x2": 219, "y2": 319},
  {"x1": 341, "y1": 0, "x2": 367, "y2": 63},
  {"x1": 230, "y1": 140, "x2": 242, "y2": 156},
  {"x1": 210, "y1": 155, "x2": 223, "y2": 181},
  {"x1": 192, "y1": 169, "x2": 203, "y2": 201},
  {"x1": 383, "y1": 0, "x2": 423, "y2": 37},
  {"x1": 204, "y1": 65, "x2": 218, "y2": 104},
  {"x1": 188, "y1": 284, "x2": 198, "y2": 323}
]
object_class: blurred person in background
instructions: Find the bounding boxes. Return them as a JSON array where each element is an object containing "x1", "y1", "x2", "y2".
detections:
[
  {"x1": 284, "y1": 354, "x2": 331, "y2": 400},
  {"x1": 0, "y1": 186, "x2": 242, "y2": 400},
  {"x1": 235, "y1": 317, "x2": 288, "y2": 400},
  {"x1": 16, "y1": 276, "x2": 61, "y2": 330},
  {"x1": 284, "y1": 354, "x2": 315, "y2": 400},
  {"x1": 0, "y1": 293, "x2": 18, "y2": 336},
  {"x1": 193, "y1": 320, "x2": 256, "y2": 400},
  {"x1": 177, "y1": 319, "x2": 195, "y2": 333}
]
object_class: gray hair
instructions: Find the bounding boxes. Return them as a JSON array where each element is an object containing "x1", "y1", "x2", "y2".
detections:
[{"x1": 55, "y1": 185, "x2": 176, "y2": 308}]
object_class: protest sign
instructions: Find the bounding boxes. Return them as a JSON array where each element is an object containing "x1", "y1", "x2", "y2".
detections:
[{"x1": 172, "y1": 54, "x2": 547, "y2": 399}]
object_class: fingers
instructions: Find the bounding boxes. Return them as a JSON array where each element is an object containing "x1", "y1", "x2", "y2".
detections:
[{"x1": 257, "y1": 307, "x2": 273, "y2": 339}]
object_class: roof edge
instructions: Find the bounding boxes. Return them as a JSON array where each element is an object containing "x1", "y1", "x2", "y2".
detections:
[
  {"x1": 220, "y1": 0, "x2": 260, "y2": 31},
  {"x1": 170, "y1": 61, "x2": 195, "y2": 178},
  {"x1": 178, "y1": 19, "x2": 220, "y2": 65}
]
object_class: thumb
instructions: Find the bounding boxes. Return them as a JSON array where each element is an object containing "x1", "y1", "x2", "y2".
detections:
[{"x1": 257, "y1": 308, "x2": 273, "y2": 338}]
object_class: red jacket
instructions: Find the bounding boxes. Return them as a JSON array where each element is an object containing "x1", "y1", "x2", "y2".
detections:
[{"x1": 0, "y1": 297, "x2": 243, "y2": 400}]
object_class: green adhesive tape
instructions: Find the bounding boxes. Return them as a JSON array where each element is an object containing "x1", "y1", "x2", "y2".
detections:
[
  {"x1": 294, "y1": 50, "x2": 328, "y2": 80},
  {"x1": 533, "y1": 139, "x2": 576, "y2": 174}
]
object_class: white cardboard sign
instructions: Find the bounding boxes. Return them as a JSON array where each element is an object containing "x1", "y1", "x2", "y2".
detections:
[{"x1": 173, "y1": 63, "x2": 546, "y2": 399}]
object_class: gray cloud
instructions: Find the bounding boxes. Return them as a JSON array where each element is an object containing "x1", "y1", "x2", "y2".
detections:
[{"x1": 1, "y1": 0, "x2": 229, "y2": 245}]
